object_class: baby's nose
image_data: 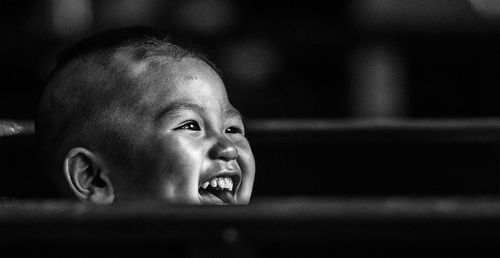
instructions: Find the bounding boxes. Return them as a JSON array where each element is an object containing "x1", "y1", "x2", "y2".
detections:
[{"x1": 209, "y1": 135, "x2": 238, "y2": 161}]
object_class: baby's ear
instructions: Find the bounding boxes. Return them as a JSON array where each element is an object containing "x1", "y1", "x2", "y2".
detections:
[{"x1": 63, "y1": 147, "x2": 114, "y2": 204}]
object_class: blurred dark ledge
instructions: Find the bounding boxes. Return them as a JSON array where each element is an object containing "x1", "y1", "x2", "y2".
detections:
[
  {"x1": 4, "y1": 118, "x2": 500, "y2": 142},
  {"x1": 0, "y1": 197, "x2": 498, "y2": 257},
  {"x1": 246, "y1": 118, "x2": 500, "y2": 143}
]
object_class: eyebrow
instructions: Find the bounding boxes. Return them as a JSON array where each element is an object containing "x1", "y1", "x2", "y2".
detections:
[
  {"x1": 225, "y1": 107, "x2": 244, "y2": 122},
  {"x1": 154, "y1": 100, "x2": 204, "y2": 122},
  {"x1": 154, "y1": 99, "x2": 245, "y2": 123}
]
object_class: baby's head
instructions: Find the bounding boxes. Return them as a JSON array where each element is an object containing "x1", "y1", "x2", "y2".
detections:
[{"x1": 36, "y1": 26, "x2": 255, "y2": 205}]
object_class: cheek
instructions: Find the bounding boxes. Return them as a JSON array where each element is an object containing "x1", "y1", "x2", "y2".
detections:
[
  {"x1": 235, "y1": 142, "x2": 255, "y2": 204},
  {"x1": 153, "y1": 136, "x2": 208, "y2": 198},
  {"x1": 161, "y1": 136, "x2": 205, "y2": 172},
  {"x1": 236, "y1": 138, "x2": 255, "y2": 167},
  {"x1": 236, "y1": 140, "x2": 256, "y2": 183}
]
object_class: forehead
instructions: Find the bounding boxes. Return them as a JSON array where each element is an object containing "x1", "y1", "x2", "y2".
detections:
[{"x1": 114, "y1": 54, "x2": 231, "y2": 114}]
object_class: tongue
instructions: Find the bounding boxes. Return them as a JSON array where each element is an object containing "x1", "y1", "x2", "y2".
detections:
[{"x1": 215, "y1": 191, "x2": 235, "y2": 204}]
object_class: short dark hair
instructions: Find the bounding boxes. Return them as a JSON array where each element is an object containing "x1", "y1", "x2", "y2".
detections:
[
  {"x1": 53, "y1": 25, "x2": 218, "y2": 77},
  {"x1": 36, "y1": 26, "x2": 216, "y2": 195}
]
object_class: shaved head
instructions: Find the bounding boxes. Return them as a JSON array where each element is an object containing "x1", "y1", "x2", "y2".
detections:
[{"x1": 36, "y1": 26, "x2": 214, "y2": 194}]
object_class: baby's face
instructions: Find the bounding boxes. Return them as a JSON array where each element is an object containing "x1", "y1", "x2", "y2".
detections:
[{"x1": 111, "y1": 57, "x2": 255, "y2": 204}]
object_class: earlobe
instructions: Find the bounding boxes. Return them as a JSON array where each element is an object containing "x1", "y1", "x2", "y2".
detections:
[{"x1": 63, "y1": 147, "x2": 115, "y2": 204}]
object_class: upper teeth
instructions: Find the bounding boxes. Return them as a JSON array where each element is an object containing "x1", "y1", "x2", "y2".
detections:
[{"x1": 201, "y1": 177, "x2": 233, "y2": 191}]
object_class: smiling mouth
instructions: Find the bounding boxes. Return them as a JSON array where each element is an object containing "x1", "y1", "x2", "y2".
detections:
[{"x1": 199, "y1": 175, "x2": 240, "y2": 205}]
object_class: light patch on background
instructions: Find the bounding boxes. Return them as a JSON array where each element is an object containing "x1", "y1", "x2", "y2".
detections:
[
  {"x1": 176, "y1": 0, "x2": 237, "y2": 35},
  {"x1": 100, "y1": 0, "x2": 158, "y2": 27},
  {"x1": 470, "y1": 0, "x2": 500, "y2": 17},
  {"x1": 349, "y1": 45, "x2": 406, "y2": 117},
  {"x1": 51, "y1": 0, "x2": 92, "y2": 37},
  {"x1": 351, "y1": 0, "x2": 476, "y2": 30},
  {"x1": 220, "y1": 40, "x2": 282, "y2": 88}
]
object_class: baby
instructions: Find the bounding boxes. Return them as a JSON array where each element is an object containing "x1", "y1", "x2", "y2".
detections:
[{"x1": 36, "y1": 26, "x2": 255, "y2": 205}]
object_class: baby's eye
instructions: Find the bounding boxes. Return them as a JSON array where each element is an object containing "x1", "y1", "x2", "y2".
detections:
[
  {"x1": 225, "y1": 126, "x2": 243, "y2": 134},
  {"x1": 176, "y1": 120, "x2": 201, "y2": 131}
]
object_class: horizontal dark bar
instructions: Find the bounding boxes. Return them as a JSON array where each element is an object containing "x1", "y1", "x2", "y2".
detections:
[
  {"x1": 246, "y1": 118, "x2": 500, "y2": 132},
  {"x1": 0, "y1": 197, "x2": 498, "y2": 257},
  {"x1": 0, "y1": 197, "x2": 499, "y2": 242},
  {"x1": 3, "y1": 197, "x2": 500, "y2": 221},
  {"x1": 246, "y1": 118, "x2": 500, "y2": 143}
]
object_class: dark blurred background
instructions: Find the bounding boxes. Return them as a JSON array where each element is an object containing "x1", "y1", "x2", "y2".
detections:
[{"x1": 1, "y1": 0, "x2": 500, "y2": 199}]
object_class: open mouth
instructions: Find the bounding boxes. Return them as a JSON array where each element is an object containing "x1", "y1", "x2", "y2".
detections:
[{"x1": 198, "y1": 174, "x2": 240, "y2": 205}]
